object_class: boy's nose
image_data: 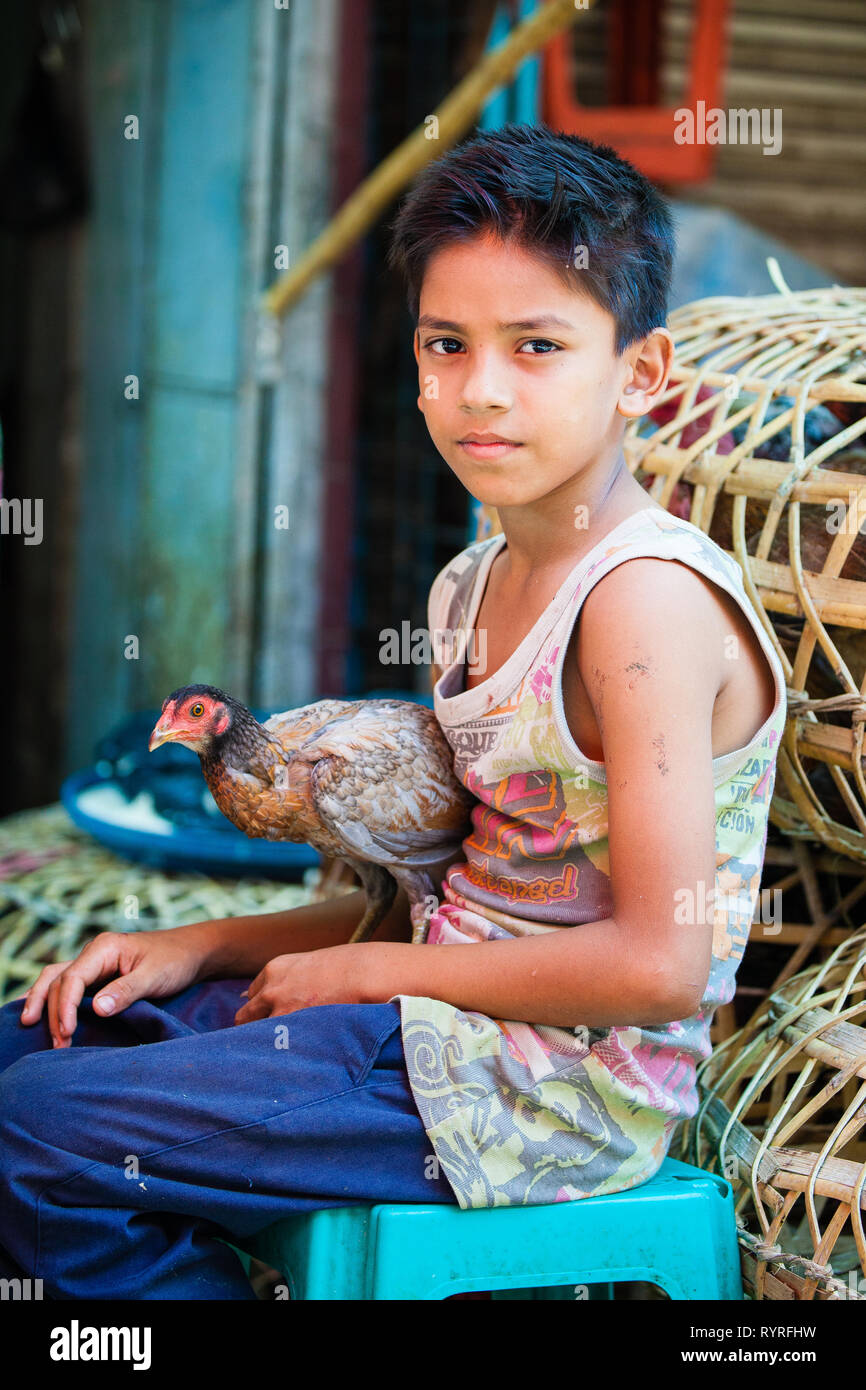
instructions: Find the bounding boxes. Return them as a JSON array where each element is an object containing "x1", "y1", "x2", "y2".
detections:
[{"x1": 457, "y1": 358, "x2": 512, "y2": 412}]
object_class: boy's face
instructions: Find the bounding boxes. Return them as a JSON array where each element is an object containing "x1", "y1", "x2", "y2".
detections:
[{"x1": 412, "y1": 230, "x2": 670, "y2": 511}]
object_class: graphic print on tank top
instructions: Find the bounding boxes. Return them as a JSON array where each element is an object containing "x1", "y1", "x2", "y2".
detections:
[{"x1": 389, "y1": 507, "x2": 788, "y2": 1210}]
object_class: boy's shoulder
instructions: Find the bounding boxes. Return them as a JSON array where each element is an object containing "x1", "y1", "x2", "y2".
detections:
[
  {"x1": 615, "y1": 506, "x2": 744, "y2": 589},
  {"x1": 579, "y1": 508, "x2": 747, "y2": 632},
  {"x1": 427, "y1": 534, "x2": 500, "y2": 619},
  {"x1": 575, "y1": 512, "x2": 767, "y2": 708},
  {"x1": 427, "y1": 536, "x2": 499, "y2": 691}
]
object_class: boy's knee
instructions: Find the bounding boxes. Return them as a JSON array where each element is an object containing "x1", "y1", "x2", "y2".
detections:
[
  {"x1": 0, "y1": 997, "x2": 32, "y2": 1039},
  {"x1": 0, "y1": 1054, "x2": 110, "y2": 1227},
  {"x1": 0, "y1": 1051, "x2": 70, "y2": 1152}
]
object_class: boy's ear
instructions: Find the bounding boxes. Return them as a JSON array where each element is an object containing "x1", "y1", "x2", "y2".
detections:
[{"x1": 617, "y1": 327, "x2": 674, "y2": 419}]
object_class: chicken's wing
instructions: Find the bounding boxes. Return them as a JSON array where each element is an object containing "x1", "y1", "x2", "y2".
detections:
[
  {"x1": 262, "y1": 699, "x2": 356, "y2": 755},
  {"x1": 298, "y1": 699, "x2": 473, "y2": 870}
]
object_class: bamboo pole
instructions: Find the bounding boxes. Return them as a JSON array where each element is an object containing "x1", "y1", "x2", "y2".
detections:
[{"x1": 262, "y1": 0, "x2": 591, "y2": 319}]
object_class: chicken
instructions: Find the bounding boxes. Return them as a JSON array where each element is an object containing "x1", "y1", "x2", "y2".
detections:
[{"x1": 148, "y1": 684, "x2": 474, "y2": 944}]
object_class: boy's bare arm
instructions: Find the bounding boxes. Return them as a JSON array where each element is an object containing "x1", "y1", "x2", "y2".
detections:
[
  {"x1": 574, "y1": 558, "x2": 721, "y2": 1014},
  {"x1": 355, "y1": 559, "x2": 721, "y2": 1027},
  {"x1": 192, "y1": 885, "x2": 413, "y2": 978}
]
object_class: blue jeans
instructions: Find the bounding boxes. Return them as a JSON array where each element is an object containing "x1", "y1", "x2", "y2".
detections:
[{"x1": 0, "y1": 980, "x2": 457, "y2": 1299}]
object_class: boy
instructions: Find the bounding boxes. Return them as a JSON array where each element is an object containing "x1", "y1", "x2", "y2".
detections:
[{"x1": 0, "y1": 124, "x2": 785, "y2": 1295}]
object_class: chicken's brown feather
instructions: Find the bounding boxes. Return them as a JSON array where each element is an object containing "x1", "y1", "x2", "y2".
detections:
[
  {"x1": 262, "y1": 699, "x2": 356, "y2": 753},
  {"x1": 299, "y1": 702, "x2": 473, "y2": 861}
]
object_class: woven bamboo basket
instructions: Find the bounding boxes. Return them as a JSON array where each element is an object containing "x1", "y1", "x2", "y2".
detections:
[
  {"x1": 475, "y1": 279, "x2": 866, "y2": 863},
  {"x1": 677, "y1": 925, "x2": 866, "y2": 1301}
]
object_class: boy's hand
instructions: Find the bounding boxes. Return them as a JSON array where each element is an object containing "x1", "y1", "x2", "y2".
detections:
[
  {"x1": 233, "y1": 944, "x2": 366, "y2": 1024},
  {"x1": 19, "y1": 930, "x2": 205, "y2": 1048}
]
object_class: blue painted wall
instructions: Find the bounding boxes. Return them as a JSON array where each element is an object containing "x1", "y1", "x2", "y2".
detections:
[{"x1": 66, "y1": 0, "x2": 258, "y2": 772}]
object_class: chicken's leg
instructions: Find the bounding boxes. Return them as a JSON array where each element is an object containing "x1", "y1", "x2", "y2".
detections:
[
  {"x1": 390, "y1": 866, "x2": 440, "y2": 945},
  {"x1": 347, "y1": 860, "x2": 397, "y2": 944},
  {"x1": 409, "y1": 894, "x2": 440, "y2": 946}
]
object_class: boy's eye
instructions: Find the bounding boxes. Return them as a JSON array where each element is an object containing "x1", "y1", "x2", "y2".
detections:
[
  {"x1": 424, "y1": 337, "x2": 463, "y2": 354},
  {"x1": 518, "y1": 339, "x2": 560, "y2": 354}
]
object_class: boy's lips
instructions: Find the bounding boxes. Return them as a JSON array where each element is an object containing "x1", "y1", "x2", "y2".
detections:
[{"x1": 458, "y1": 435, "x2": 523, "y2": 458}]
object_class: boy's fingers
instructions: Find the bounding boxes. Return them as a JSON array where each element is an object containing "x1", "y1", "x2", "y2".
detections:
[
  {"x1": 47, "y1": 972, "x2": 144, "y2": 1044},
  {"x1": 91, "y1": 967, "x2": 152, "y2": 1018},
  {"x1": 50, "y1": 938, "x2": 122, "y2": 1042},
  {"x1": 244, "y1": 970, "x2": 265, "y2": 1000},
  {"x1": 19, "y1": 963, "x2": 66, "y2": 1024},
  {"x1": 47, "y1": 977, "x2": 68, "y2": 1048},
  {"x1": 234, "y1": 995, "x2": 268, "y2": 1025},
  {"x1": 55, "y1": 968, "x2": 93, "y2": 1041}
]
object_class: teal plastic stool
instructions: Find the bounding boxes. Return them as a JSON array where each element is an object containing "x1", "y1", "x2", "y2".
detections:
[{"x1": 226, "y1": 1156, "x2": 743, "y2": 1300}]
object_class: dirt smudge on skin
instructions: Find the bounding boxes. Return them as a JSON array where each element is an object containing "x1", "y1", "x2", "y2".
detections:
[{"x1": 651, "y1": 733, "x2": 669, "y2": 776}]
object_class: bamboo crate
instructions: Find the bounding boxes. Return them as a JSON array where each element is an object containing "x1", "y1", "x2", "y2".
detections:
[
  {"x1": 708, "y1": 827, "x2": 866, "y2": 1046},
  {"x1": 678, "y1": 925, "x2": 866, "y2": 1300}
]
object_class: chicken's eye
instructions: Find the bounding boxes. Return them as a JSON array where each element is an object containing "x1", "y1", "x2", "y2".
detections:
[{"x1": 189, "y1": 702, "x2": 205, "y2": 718}]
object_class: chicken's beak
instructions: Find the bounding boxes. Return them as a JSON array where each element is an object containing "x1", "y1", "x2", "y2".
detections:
[{"x1": 148, "y1": 724, "x2": 177, "y2": 752}]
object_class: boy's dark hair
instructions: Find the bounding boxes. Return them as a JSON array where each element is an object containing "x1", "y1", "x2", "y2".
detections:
[{"x1": 386, "y1": 122, "x2": 675, "y2": 355}]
